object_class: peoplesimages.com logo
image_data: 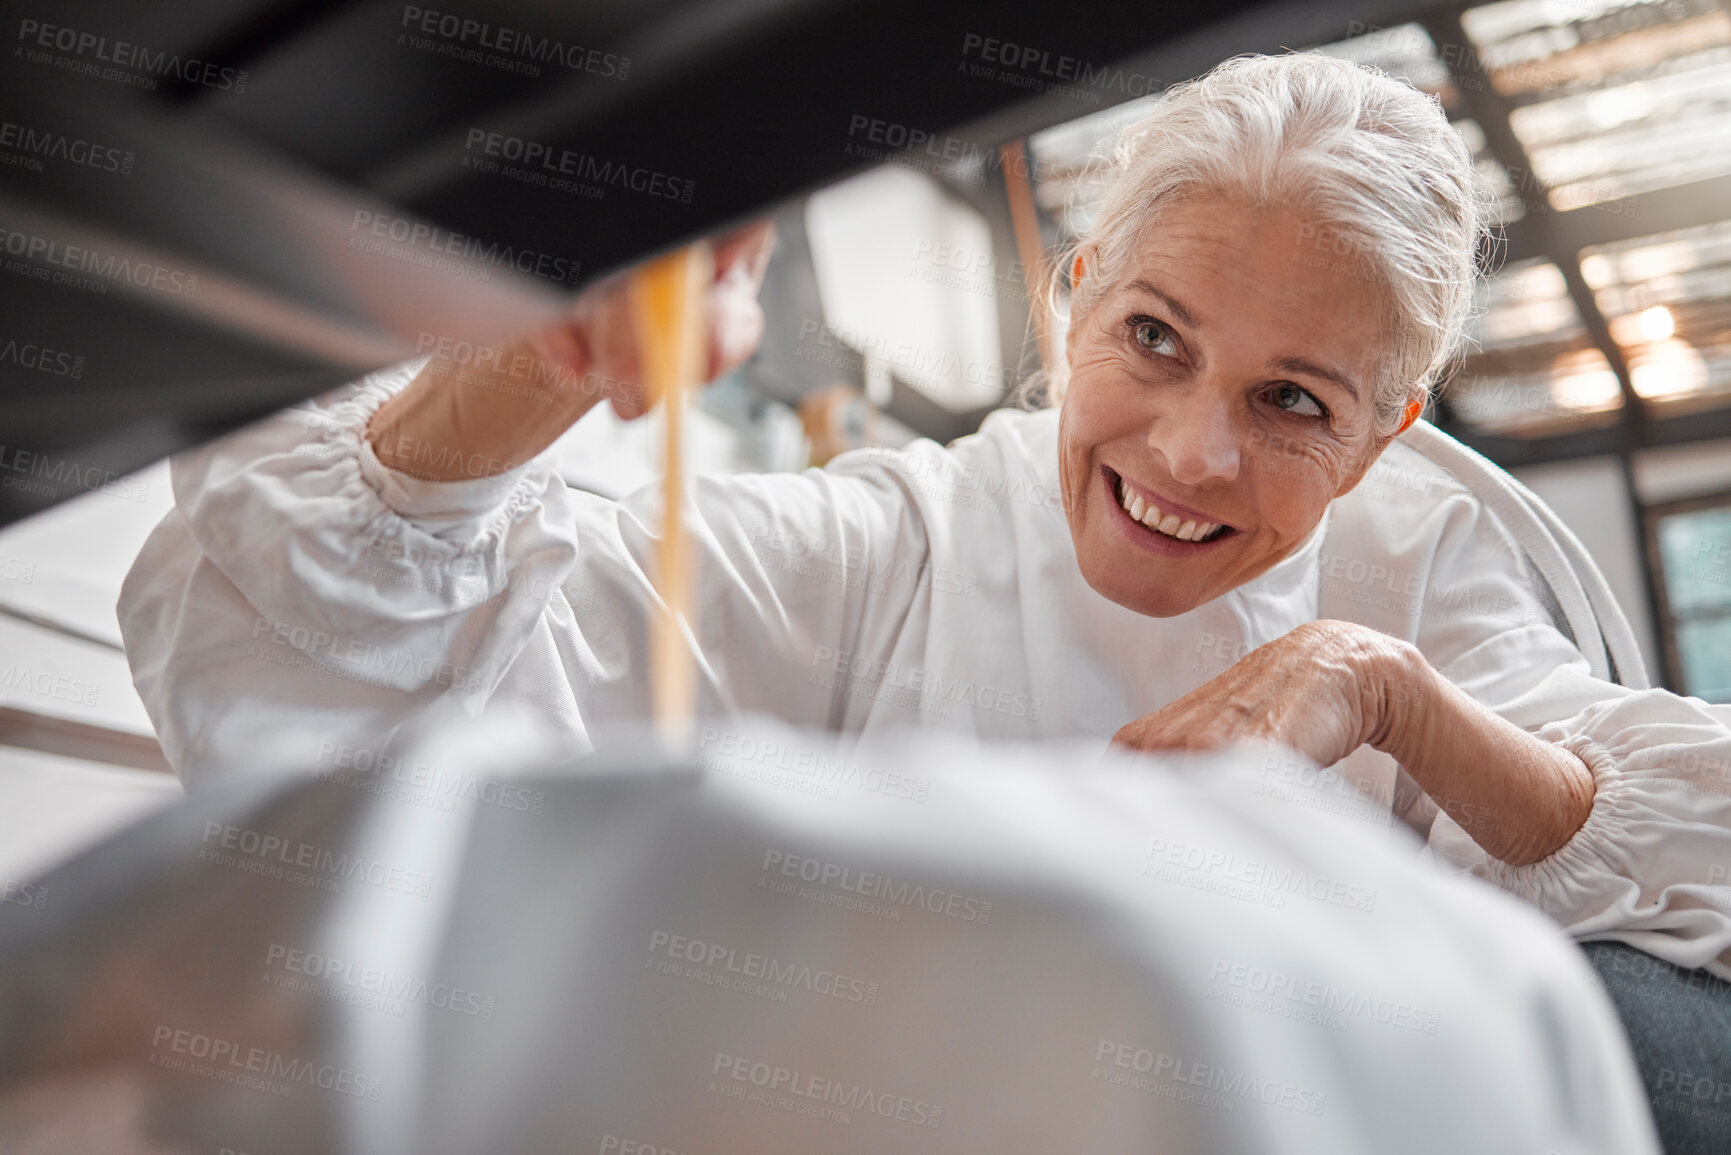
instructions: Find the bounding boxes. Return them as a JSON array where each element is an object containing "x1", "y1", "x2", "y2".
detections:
[
  {"x1": 149, "y1": 1024, "x2": 380, "y2": 1099},
  {"x1": 198, "y1": 821, "x2": 434, "y2": 897},
  {"x1": 15, "y1": 18, "x2": 249, "y2": 93},
  {"x1": 759, "y1": 848, "x2": 992, "y2": 924},
  {"x1": 709, "y1": 1051, "x2": 941, "y2": 1128},
  {"x1": 645, "y1": 929, "x2": 881, "y2": 1007}
]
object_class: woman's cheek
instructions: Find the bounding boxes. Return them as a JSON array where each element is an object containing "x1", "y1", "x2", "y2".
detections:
[
  {"x1": 1267, "y1": 479, "x2": 1333, "y2": 538},
  {"x1": 1074, "y1": 351, "x2": 1155, "y2": 435},
  {"x1": 1245, "y1": 438, "x2": 1340, "y2": 531},
  {"x1": 1061, "y1": 362, "x2": 1126, "y2": 444},
  {"x1": 1245, "y1": 424, "x2": 1342, "y2": 489}
]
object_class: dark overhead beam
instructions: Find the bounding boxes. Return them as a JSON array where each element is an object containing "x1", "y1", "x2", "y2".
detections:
[
  {"x1": 1445, "y1": 404, "x2": 1731, "y2": 468},
  {"x1": 1500, "y1": 174, "x2": 1731, "y2": 266},
  {"x1": 8, "y1": 0, "x2": 1315, "y2": 527},
  {"x1": 157, "y1": 0, "x2": 366, "y2": 102},
  {"x1": 363, "y1": 0, "x2": 1298, "y2": 286}
]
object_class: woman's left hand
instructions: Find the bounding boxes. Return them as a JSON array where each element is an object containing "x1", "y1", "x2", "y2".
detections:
[{"x1": 1112, "y1": 619, "x2": 1424, "y2": 768}]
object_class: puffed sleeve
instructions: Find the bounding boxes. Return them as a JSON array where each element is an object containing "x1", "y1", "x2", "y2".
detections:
[
  {"x1": 118, "y1": 362, "x2": 936, "y2": 789},
  {"x1": 1406, "y1": 489, "x2": 1731, "y2": 980}
]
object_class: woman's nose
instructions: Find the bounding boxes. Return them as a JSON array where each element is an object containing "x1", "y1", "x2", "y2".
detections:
[{"x1": 1146, "y1": 388, "x2": 1241, "y2": 486}]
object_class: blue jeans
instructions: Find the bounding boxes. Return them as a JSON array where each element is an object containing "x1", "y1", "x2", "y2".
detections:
[{"x1": 1581, "y1": 942, "x2": 1731, "y2": 1154}]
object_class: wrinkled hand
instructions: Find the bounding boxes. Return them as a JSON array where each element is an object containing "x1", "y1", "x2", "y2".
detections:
[
  {"x1": 1112, "y1": 619, "x2": 1422, "y2": 769},
  {"x1": 526, "y1": 220, "x2": 776, "y2": 419}
]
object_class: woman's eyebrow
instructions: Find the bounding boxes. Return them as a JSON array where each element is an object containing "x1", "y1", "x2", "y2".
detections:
[
  {"x1": 1273, "y1": 356, "x2": 1361, "y2": 401},
  {"x1": 1125, "y1": 279, "x2": 1199, "y2": 330}
]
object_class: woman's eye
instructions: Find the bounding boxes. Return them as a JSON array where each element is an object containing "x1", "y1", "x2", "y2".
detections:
[
  {"x1": 1268, "y1": 381, "x2": 1327, "y2": 419},
  {"x1": 1129, "y1": 317, "x2": 1176, "y2": 356}
]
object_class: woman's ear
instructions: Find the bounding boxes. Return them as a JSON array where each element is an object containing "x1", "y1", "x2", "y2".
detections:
[{"x1": 1069, "y1": 244, "x2": 1095, "y2": 292}]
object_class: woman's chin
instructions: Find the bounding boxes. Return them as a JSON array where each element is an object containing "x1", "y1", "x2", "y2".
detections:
[{"x1": 1078, "y1": 560, "x2": 1210, "y2": 619}]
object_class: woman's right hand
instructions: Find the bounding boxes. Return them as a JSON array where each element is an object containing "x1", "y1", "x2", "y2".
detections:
[
  {"x1": 527, "y1": 220, "x2": 775, "y2": 420},
  {"x1": 368, "y1": 219, "x2": 776, "y2": 480}
]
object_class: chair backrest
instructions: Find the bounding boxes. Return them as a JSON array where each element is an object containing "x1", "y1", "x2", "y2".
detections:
[{"x1": 1400, "y1": 421, "x2": 1650, "y2": 691}]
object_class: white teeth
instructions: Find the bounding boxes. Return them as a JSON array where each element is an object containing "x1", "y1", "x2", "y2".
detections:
[{"x1": 1117, "y1": 477, "x2": 1224, "y2": 542}]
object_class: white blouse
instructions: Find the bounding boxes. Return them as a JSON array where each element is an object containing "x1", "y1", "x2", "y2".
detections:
[{"x1": 119, "y1": 362, "x2": 1731, "y2": 979}]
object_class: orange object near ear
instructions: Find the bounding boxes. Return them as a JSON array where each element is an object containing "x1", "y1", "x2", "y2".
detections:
[
  {"x1": 1071, "y1": 255, "x2": 1086, "y2": 289},
  {"x1": 1398, "y1": 398, "x2": 1423, "y2": 433}
]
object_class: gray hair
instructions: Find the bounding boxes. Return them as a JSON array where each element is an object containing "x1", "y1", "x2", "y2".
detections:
[{"x1": 1033, "y1": 52, "x2": 1491, "y2": 436}]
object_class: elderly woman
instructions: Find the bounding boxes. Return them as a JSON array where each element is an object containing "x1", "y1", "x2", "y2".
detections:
[{"x1": 121, "y1": 54, "x2": 1731, "y2": 978}]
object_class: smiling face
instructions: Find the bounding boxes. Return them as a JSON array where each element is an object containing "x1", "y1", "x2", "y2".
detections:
[{"x1": 1058, "y1": 195, "x2": 1400, "y2": 618}]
